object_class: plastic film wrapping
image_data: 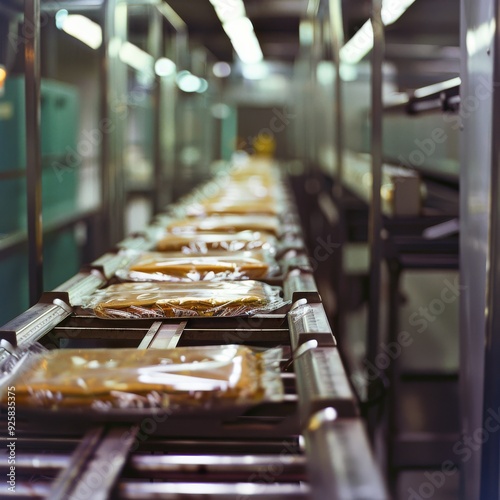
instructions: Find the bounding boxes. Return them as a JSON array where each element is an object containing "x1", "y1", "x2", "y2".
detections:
[
  {"x1": 0, "y1": 345, "x2": 283, "y2": 411},
  {"x1": 186, "y1": 200, "x2": 280, "y2": 217},
  {"x1": 155, "y1": 231, "x2": 278, "y2": 253},
  {"x1": 167, "y1": 215, "x2": 281, "y2": 237},
  {"x1": 81, "y1": 280, "x2": 289, "y2": 319},
  {"x1": 115, "y1": 250, "x2": 279, "y2": 282}
]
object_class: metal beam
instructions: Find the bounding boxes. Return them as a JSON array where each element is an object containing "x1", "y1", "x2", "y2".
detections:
[
  {"x1": 367, "y1": 0, "x2": 384, "y2": 437},
  {"x1": 24, "y1": 0, "x2": 43, "y2": 306},
  {"x1": 156, "y1": 1, "x2": 187, "y2": 33},
  {"x1": 480, "y1": 0, "x2": 500, "y2": 494}
]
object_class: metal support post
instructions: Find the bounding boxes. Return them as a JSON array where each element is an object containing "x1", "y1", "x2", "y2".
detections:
[
  {"x1": 367, "y1": 0, "x2": 384, "y2": 437},
  {"x1": 25, "y1": 0, "x2": 43, "y2": 305},
  {"x1": 480, "y1": 0, "x2": 500, "y2": 496}
]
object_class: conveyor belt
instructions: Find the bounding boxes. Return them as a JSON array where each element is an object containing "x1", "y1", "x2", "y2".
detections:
[
  {"x1": 0, "y1": 297, "x2": 386, "y2": 499},
  {"x1": 0, "y1": 169, "x2": 388, "y2": 499}
]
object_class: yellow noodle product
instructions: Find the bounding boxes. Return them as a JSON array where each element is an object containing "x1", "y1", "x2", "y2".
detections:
[
  {"x1": 187, "y1": 200, "x2": 280, "y2": 217},
  {"x1": 118, "y1": 250, "x2": 277, "y2": 282},
  {"x1": 155, "y1": 231, "x2": 277, "y2": 253},
  {"x1": 2, "y1": 345, "x2": 283, "y2": 410},
  {"x1": 82, "y1": 280, "x2": 287, "y2": 319},
  {"x1": 167, "y1": 215, "x2": 281, "y2": 236}
]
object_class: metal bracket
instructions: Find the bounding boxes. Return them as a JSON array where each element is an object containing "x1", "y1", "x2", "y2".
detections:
[
  {"x1": 55, "y1": 270, "x2": 106, "y2": 306},
  {"x1": 283, "y1": 268, "x2": 319, "y2": 302},
  {"x1": 304, "y1": 415, "x2": 389, "y2": 500},
  {"x1": 0, "y1": 292, "x2": 73, "y2": 347},
  {"x1": 83, "y1": 252, "x2": 129, "y2": 280},
  {"x1": 294, "y1": 347, "x2": 358, "y2": 421},
  {"x1": 281, "y1": 254, "x2": 314, "y2": 275},
  {"x1": 49, "y1": 426, "x2": 138, "y2": 500},
  {"x1": 287, "y1": 299, "x2": 336, "y2": 351}
]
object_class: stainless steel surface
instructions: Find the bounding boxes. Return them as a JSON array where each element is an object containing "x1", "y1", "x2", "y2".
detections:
[
  {"x1": 480, "y1": 0, "x2": 500, "y2": 496},
  {"x1": 49, "y1": 427, "x2": 105, "y2": 500},
  {"x1": 149, "y1": 6, "x2": 163, "y2": 215},
  {"x1": 283, "y1": 271, "x2": 318, "y2": 302},
  {"x1": 0, "y1": 482, "x2": 49, "y2": 497},
  {"x1": 156, "y1": 1, "x2": 187, "y2": 32},
  {"x1": 116, "y1": 234, "x2": 154, "y2": 251},
  {"x1": 54, "y1": 272, "x2": 105, "y2": 306},
  {"x1": 283, "y1": 338, "x2": 318, "y2": 371},
  {"x1": 137, "y1": 320, "x2": 163, "y2": 349},
  {"x1": 294, "y1": 348, "x2": 358, "y2": 420},
  {"x1": 49, "y1": 427, "x2": 137, "y2": 500},
  {"x1": 24, "y1": 0, "x2": 43, "y2": 306},
  {"x1": 330, "y1": 0, "x2": 344, "y2": 197},
  {"x1": 101, "y1": 0, "x2": 128, "y2": 247},
  {"x1": 460, "y1": 0, "x2": 494, "y2": 498},
  {"x1": 305, "y1": 415, "x2": 389, "y2": 499},
  {"x1": 367, "y1": 0, "x2": 384, "y2": 427},
  {"x1": 40, "y1": 1, "x2": 105, "y2": 12},
  {"x1": 90, "y1": 252, "x2": 133, "y2": 279},
  {"x1": 0, "y1": 453, "x2": 69, "y2": 471},
  {"x1": 119, "y1": 482, "x2": 311, "y2": 499},
  {"x1": 138, "y1": 321, "x2": 186, "y2": 349},
  {"x1": 0, "y1": 295, "x2": 72, "y2": 347},
  {"x1": 129, "y1": 454, "x2": 307, "y2": 480},
  {"x1": 287, "y1": 301, "x2": 336, "y2": 350}
]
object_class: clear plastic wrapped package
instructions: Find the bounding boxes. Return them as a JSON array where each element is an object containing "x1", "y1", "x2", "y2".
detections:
[
  {"x1": 81, "y1": 280, "x2": 289, "y2": 319},
  {"x1": 155, "y1": 230, "x2": 277, "y2": 253},
  {"x1": 186, "y1": 199, "x2": 280, "y2": 217},
  {"x1": 0, "y1": 345, "x2": 283, "y2": 411},
  {"x1": 167, "y1": 215, "x2": 281, "y2": 237},
  {"x1": 116, "y1": 250, "x2": 279, "y2": 282}
]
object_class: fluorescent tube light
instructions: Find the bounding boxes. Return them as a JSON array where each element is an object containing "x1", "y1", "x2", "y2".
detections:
[
  {"x1": 223, "y1": 16, "x2": 254, "y2": 39},
  {"x1": 340, "y1": 20, "x2": 374, "y2": 64},
  {"x1": 209, "y1": 0, "x2": 245, "y2": 23},
  {"x1": 57, "y1": 12, "x2": 102, "y2": 50},
  {"x1": 232, "y1": 33, "x2": 263, "y2": 64},
  {"x1": 242, "y1": 62, "x2": 268, "y2": 80},
  {"x1": 382, "y1": 0, "x2": 416, "y2": 25},
  {"x1": 119, "y1": 42, "x2": 154, "y2": 73},
  {"x1": 214, "y1": 3, "x2": 245, "y2": 23},
  {"x1": 340, "y1": 0, "x2": 417, "y2": 64},
  {"x1": 413, "y1": 77, "x2": 461, "y2": 98},
  {"x1": 209, "y1": 1, "x2": 264, "y2": 65}
]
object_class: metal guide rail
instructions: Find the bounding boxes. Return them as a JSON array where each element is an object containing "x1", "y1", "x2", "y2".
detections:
[
  {"x1": 0, "y1": 310, "x2": 385, "y2": 499},
  {"x1": 0, "y1": 174, "x2": 388, "y2": 498},
  {"x1": 0, "y1": 293, "x2": 387, "y2": 498}
]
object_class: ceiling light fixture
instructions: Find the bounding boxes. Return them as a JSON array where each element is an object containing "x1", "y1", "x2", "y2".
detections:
[
  {"x1": 119, "y1": 42, "x2": 154, "y2": 73},
  {"x1": 209, "y1": 0, "x2": 263, "y2": 65},
  {"x1": 413, "y1": 77, "x2": 461, "y2": 99},
  {"x1": 241, "y1": 62, "x2": 268, "y2": 80},
  {"x1": 340, "y1": 0, "x2": 416, "y2": 64},
  {"x1": 56, "y1": 11, "x2": 102, "y2": 50}
]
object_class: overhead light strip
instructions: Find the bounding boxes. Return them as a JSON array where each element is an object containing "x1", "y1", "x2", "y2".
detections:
[
  {"x1": 340, "y1": 0, "x2": 416, "y2": 64},
  {"x1": 209, "y1": 0, "x2": 263, "y2": 64},
  {"x1": 56, "y1": 11, "x2": 102, "y2": 49},
  {"x1": 413, "y1": 77, "x2": 461, "y2": 99},
  {"x1": 119, "y1": 41, "x2": 154, "y2": 73}
]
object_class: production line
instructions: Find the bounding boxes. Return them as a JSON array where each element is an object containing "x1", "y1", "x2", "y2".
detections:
[{"x1": 0, "y1": 158, "x2": 388, "y2": 499}]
